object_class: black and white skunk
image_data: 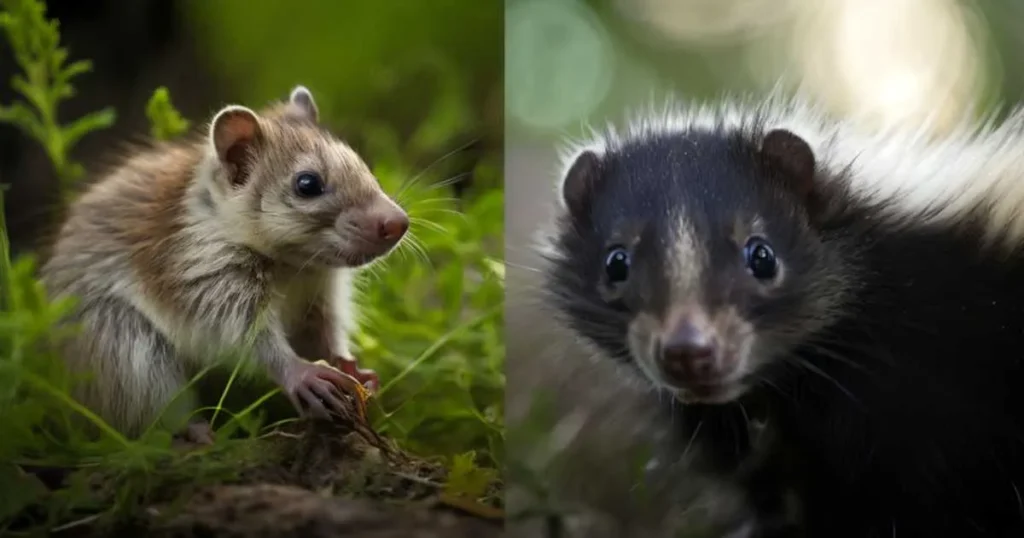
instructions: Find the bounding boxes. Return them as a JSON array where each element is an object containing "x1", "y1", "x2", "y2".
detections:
[{"x1": 538, "y1": 93, "x2": 1024, "y2": 537}]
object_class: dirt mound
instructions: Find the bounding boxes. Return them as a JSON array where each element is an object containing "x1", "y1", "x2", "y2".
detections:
[
  {"x1": 11, "y1": 397, "x2": 503, "y2": 538},
  {"x1": 149, "y1": 483, "x2": 499, "y2": 538}
]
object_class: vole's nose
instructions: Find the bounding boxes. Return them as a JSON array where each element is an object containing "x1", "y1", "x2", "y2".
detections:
[
  {"x1": 659, "y1": 319, "x2": 718, "y2": 385},
  {"x1": 343, "y1": 201, "x2": 409, "y2": 252},
  {"x1": 377, "y1": 211, "x2": 409, "y2": 244}
]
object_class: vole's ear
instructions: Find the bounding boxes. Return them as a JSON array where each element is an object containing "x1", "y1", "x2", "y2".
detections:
[
  {"x1": 210, "y1": 105, "x2": 262, "y2": 186},
  {"x1": 760, "y1": 128, "x2": 816, "y2": 201},
  {"x1": 560, "y1": 150, "x2": 604, "y2": 223},
  {"x1": 288, "y1": 85, "x2": 319, "y2": 123}
]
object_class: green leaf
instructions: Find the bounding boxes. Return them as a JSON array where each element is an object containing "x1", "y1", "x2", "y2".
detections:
[
  {"x1": 0, "y1": 463, "x2": 49, "y2": 522},
  {"x1": 57, "y1": 58, "x2": 91, "y2": 84},
  {"x1": 482, "y1": 257, "x2": 504, "y2": 281},
  {"x1": 62, "y1": 107, "x2": 116, "y2": 148},
  {"x1": 0, "y1": 0, "x2": 115, "y2": 190},
  {"x1": 443, "y1": 451, "x2": 496, "y2": 499},
  {"x1": 0, "y1": 101, "x2": 43, "y2": 141},
  {"x1": 145, "y1": 86, "x2": 190, "y2": 141}
]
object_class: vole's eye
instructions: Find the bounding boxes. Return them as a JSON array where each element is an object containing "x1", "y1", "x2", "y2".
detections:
[
  {"x1": 744, "y1": 237, "x2": 778, "y2": 280},
  {"x1": 294, "y1": 172, "x2": 325, "y2": 197},
  {"x1": 604, "y1": 246, "x2": 631, "y2": 284}
]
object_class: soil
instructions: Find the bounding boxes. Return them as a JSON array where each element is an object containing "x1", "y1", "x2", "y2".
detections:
[{"x1": 10, "y1": 396, "x2": 504, "y2": 538}]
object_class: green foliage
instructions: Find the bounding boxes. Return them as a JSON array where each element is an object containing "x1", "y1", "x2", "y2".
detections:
[
  {"x1": 145, "y1": 86, "x2": 191, "y2": 141},
  {"x1": 444, "y1": 450, "x2": 499, "y2": 500},
  {"x1": 357, "y1": 144, "x2": 504, "y2": 469},
  {"x1": 0, "y1": 230, "x2": 268, "y2": 532},
  {"x1": 0, "y1": 0, "x2": 115, "y2": 192}
]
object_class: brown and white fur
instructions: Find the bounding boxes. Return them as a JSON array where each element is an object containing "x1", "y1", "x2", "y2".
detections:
[{"x1": 41, "y1": 86, "x2": 408, "y2": 443}]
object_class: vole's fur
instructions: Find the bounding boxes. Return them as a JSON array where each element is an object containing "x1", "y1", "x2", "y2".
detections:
[
  {"x1": 538, "y1": 92, "x2": 1024, "y2": 536},
  {"x1": 42, "y1": 86, "x2": 408, "y2": 441}
]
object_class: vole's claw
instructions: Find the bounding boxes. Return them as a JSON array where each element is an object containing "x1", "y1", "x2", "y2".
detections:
[
  {"x1": 295, "y1": 384, "x2": 330, "y2": 418},
  {"x1": 308, "y1": 378, "x2": 347, "y2": 414},
  {"x1": 284, "y1": 360, "x2": 371, "y2": 421}
]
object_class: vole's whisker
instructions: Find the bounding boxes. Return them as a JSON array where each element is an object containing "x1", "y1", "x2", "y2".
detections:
[{"x1": 395, "y1": 138, "x2": 478, "y2": 200}]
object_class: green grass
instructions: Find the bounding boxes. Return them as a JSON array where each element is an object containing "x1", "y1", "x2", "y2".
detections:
[
  {"x1": 0, "y1": 0, "x2": 115, "y2": 192},
  {"x1": 0, "y1": 0, "x2": 503, "y2": 531},
  {"x1": 360, "y1": 154, "x2": 504, "y2": 467}
]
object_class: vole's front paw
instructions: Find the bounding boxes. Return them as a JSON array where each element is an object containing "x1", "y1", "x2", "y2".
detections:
[
  {"x1": 282, "y1": 360, "x2": 365, "y2": 420},
  {"x1": 331, "y1": 355, "x2": 379, "y2": 393}
]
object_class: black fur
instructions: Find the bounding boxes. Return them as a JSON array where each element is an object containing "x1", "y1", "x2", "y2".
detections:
[{"x1": 543, "y1": 124, "x2": 1024, "y2": 537}]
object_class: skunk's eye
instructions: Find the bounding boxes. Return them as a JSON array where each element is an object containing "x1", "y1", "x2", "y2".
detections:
[
  {"x1": 294, "y1": 171, "x2": 325, "y2": 197},
  {"x1": 605, "y1": 246, "x2": 631, "y2": 284},
  {"x1": 744, "y1": 237, "x2": 778, "y2": 280}
]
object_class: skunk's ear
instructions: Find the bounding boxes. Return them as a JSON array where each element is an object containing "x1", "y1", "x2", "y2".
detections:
[
  {"x1": 559, "y1": 150, "x2": 604, "y2": 222},
  {"x1": 760, "y1": 128, "x2": 816, "y2": 201},
  {"x1": 288, "y1": 85, "x2": 319, "y2": 123},
  {"x1": 210, "y1": 105, "x2": 263, "y2": 186}
]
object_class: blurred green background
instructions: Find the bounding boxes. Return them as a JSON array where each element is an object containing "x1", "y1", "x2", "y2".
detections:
[
  {"x1": 0, "y1": 0, "x2": 503, "y2": 469},
  {"x1": 505, "y1": 0, "x2": 1024, "y2": 268},
  {"x1": 506, "y1": 0, "x2": 1024, "y2": 142}
]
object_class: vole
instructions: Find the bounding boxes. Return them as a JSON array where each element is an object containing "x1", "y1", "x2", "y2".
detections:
[
  {"x1": 538, "y1": 92, "x2": 1024, "y2": 536},
  {"x1": 41, "y1": 85, "x2": 408, "y2": 444}
]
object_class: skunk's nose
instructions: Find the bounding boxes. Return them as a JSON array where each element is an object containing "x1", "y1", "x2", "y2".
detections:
[{"x1": 659, "y1": 320, "x2": 718, "y2": 385}]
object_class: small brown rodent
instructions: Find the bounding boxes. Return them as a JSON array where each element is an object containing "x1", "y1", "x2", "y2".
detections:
[{"x1": 41, "y1": 85, "x2": 408, "y2": 443}]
